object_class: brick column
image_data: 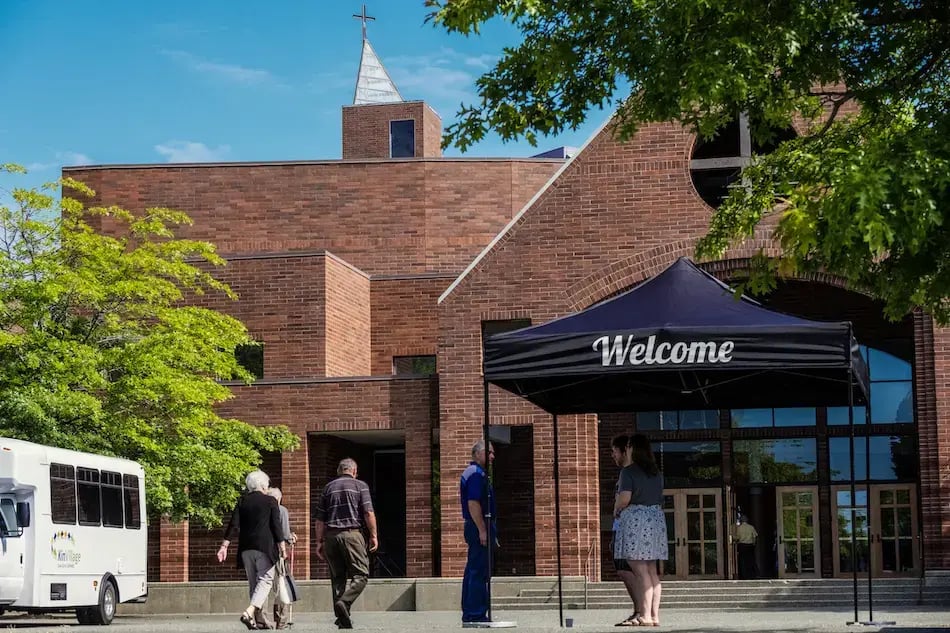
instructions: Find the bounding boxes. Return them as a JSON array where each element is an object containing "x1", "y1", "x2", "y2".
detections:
[
  {"x1": 282, "y1": 443, "x2": 311, "y2": 579},
  {"x1": 920, "y1": 316, "x2": 950, "y2": 570},
  {"x1": 158, "y1": 517, "x2": 189, "y2": 582},
  {"x1": 404, "y1": 384, "x2": 434, "y2": 577},
  {"x1": 533, "y1": 414, "x2": 600, "y2": 577}
]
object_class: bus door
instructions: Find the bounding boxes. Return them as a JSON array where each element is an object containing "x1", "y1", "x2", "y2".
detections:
[{"x1": 0, "y1": 494, "x2": 26, "y2": 604}]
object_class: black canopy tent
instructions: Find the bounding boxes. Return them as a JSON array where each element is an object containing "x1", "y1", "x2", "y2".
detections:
[{"x1": 480, "y1": 258, "x2": 874, "y2": 626}]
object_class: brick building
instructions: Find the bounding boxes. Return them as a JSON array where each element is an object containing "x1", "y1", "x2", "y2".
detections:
[{"x1": 64, "y1": 39, "x2": 949, "y2": 585}]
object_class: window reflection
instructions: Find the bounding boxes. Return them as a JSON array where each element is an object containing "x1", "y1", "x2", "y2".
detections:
[
  {"x1": 656, "y1": 441, "x2": 721, "y2": 487},
  {"x1": 733, "y1": 439, "x2": 817, "y2": 484},
  {"x1": 828, "y1": 436, "x2": 918, "y2": 481},
  {"x1": 638, "y1": 410, "x2": 718, "y2": 431},
  {"x1": 828, "y1": 345, "x2": 913, "y2": 425}
]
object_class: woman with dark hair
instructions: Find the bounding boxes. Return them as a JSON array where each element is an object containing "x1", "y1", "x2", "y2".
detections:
[
  {"x1": 610, "y1": 435, "x2": 640, "y2": 626},
  {"x1": 614, "y1": 434, "x2": 666, "y2": 626}
]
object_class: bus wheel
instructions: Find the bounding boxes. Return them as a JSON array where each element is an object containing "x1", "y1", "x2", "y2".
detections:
[{"x1": 87, "y1": 579, "x2": 117, "y2": 625}]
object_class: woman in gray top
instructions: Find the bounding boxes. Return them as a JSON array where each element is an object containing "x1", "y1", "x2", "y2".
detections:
[{"x1": 613, "y1": 434, "x2": 666, "y2": 626}]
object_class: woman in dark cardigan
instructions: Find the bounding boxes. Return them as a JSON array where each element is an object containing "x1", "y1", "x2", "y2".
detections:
[{"x1": 217, "y1": 470, "x2": 287, "y2": 629}]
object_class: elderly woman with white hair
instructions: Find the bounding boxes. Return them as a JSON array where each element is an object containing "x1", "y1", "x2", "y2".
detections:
[{"x1": 217, "y1": 470, "x2": 287, "y2": 630}]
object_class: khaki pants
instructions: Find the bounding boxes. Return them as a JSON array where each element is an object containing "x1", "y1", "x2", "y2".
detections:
[{"x1": 325, "y1": 529, "x2": 370, "y2": 609}]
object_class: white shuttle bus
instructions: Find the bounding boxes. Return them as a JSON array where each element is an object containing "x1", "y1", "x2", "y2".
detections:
[{"x1": 0, "y1": 438, "x2": 147, "y2": 625}]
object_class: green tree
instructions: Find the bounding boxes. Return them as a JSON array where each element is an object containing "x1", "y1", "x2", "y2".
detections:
[
  {"x1": 0, "y1": 165, "x2": 297, "y2": 526},
  {"x1": 429, "y1": 0, "x2": 950, "y2": 322}
]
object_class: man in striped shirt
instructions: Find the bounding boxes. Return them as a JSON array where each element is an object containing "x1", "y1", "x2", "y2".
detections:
[{"x1": 315, "y1": 458, "x2": 378, "y2": 629}]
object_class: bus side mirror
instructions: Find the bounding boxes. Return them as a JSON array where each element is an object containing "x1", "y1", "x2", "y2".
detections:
[{"x1": 16, "y1": 502, "x2": 30, "y2": 528}]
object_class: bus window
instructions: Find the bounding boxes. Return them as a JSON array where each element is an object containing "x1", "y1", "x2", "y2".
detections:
[
  {"x1": 101, "y1": 471, "x2": 123, "y2": 528},
  {"x1": 50, "y1": 463, "x2": 77, "y2": 524},
  {"x1": 123, "y1": 474, "x2": 141, "y2": 529},
  {"x1": 0, "y1": 498, "x2": 21, "y2": 537},
  {"x1": 77, "y1": 467, "x2": 101, "y2": 526}
]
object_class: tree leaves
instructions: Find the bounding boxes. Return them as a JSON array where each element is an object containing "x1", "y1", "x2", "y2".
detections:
[
  {"x1": 431, "y1": 1, "x2": 950, "y2": 321},
  {"x1": 0, "y1": 166, "x2": 298, "y2": 526}
]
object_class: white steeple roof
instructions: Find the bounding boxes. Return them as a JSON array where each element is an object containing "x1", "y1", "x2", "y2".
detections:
[{"x1": 353, "y1": 38, "x2": 403, "y2": 105}]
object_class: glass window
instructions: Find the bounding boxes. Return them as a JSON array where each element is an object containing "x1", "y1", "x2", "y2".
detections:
[
  {"x1": 481, "y1": 319, "x2": 531, "y2": 339},
  {"x1": 733, "y1": 439, "x2": 818, "y2": 484},
  {"x1": 656, "y1": 441, "x2": 721, "y2": 487},
  {"x1": 50, "y1": 463, "x2": 76, "y2": 525},
  {"x1": 731, "y1": 408, "x2": 772, "y2": 428},
  {"x1": 679, "y1": 410, "x2": 719, "y2": 430},
  {"x1": 774, "y1": 408, "x2": 816, "y2": 427},
  {"x1": 390, "y1": 120, "x2": 415, "y2": 158},
  {"x1": 827, "y1": 406, "x2": 868, "y2": 426},
  {"x1": 77, "y1": 467, "x2": 101, "y2": 526},
  {"x1": 101, "y1": 471, "x2": 124, "y2": 528},
  {"x1": 637, "y1": 410, "x2": 717, "y2": 430},
  {"x1": 871, "y1": 381, "x2": 913, "y2": 423},
  {"x1": 393, "y1": 355, "x2": 436, "y2": 375},
  {"x1": 235, "y1": 343, "x2": 264, "y2": 379},
  {"x1": 828, "y1": 346, "x2": 913, "y2": 425},
  {"x1": 0, "y1": 499, "x2": 19, "y2": 535},
  {"x1": 829, "y1": 436, "x2": 918, "y2": 482},
  {"x1": 868, "y1": 348, "x2": 912, "y2": 381},
  {"x1": 123, "y1": 475, "x2": 142, "y2": 529}
]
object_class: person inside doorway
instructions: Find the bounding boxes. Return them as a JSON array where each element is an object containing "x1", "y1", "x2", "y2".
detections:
[
  {"x1": 610, "y1": 434, "x2": 640, "y2": 627},
  {"x1": 736, "y1": 514, "x2": 759, "y2": 579}
]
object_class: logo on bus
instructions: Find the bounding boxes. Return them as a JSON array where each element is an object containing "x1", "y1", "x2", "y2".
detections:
[{"x1": 50, "y1": 531, "x2": 81, "y2": 567}]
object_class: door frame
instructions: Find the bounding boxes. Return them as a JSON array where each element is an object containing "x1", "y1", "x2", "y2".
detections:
[
  {"x1": 775, "y1": 486, "x2": 821, "y2": 578},
  {"x1": 830, "y1": 483, "x2": 920, "y2": 577},
  {"x1": 662, "y1": 488, "x2": 723, "y2": 580}
]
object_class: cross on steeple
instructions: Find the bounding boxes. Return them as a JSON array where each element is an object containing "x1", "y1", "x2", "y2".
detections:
[{"x1": 353, "y1": 4, "x2": 375, "y2": 41}]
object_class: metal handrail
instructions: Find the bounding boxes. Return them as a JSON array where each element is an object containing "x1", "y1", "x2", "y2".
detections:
[{"x1": 583, "y1": 537, "x2": 597, "y2": 609}]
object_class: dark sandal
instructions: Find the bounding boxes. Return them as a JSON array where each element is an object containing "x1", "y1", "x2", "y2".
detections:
[
  {"x1": 616, "y1": 613, "x2": 640, "y2": 626},
  {"x1": 240, "y1": 613, "x2": 258, "y2": 630}
]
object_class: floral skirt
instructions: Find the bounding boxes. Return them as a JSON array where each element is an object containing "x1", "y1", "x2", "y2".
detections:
[{"x1": 613, "y1": 504, "x2": 668, "y2": 561}]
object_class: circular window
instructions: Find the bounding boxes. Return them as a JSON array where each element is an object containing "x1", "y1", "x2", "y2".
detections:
[{"x1": 689, "y1": 115, "x2": 797, "y2": 208}]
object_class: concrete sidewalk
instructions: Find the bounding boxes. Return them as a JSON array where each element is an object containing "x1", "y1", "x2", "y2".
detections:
[{"x1": 5, "y1": 607, "x2": 948, "y2": 632}]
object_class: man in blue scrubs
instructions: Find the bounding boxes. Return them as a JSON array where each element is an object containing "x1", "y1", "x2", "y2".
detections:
[{"x1": 459, "y1": 439, "x2": 496, "y2": 625}]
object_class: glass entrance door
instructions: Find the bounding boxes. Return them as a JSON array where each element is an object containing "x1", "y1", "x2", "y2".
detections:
[
  {"x1": 776, "y1": 487, "x2": 819, "y2": 577},
  {"x1": 874, "y1": 485, "x2": 919, "y2": 576},
  {"x1": 831, "y1": 484, "x2": 919, "y2": 577},
  {"x1": 661, "y1": 489, "x2": 722, "y2": 579}
]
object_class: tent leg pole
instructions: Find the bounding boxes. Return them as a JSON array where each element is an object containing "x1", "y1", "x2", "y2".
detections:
[
  {"x1": 553, "y1": 413, "x2": 564, "y2": 628},
  {"x1": 864, "y1": 402, "x2": 874, "y2": 622},
  {"x1": 848, "y1": 368, "x2": 859, "y2": 625},
  {"x1": 483, "y1": 380, "x2": 493, "y2": 623}
]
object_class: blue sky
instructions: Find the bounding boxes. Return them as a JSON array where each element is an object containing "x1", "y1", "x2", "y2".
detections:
[{"x1": 0, "y1": 0, "x2": 607, "y2": 195}]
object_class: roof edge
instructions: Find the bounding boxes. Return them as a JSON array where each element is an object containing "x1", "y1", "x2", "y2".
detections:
[
  {"x1": 61, "y1": 157, "x2": 564, "y2": 171},
  {"x1": 438, "y1": 114, "x2": 615, "y2": 304}
]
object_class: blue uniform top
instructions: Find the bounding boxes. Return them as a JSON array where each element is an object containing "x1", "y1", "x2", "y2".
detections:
[{"x1": 459, "y1": 462, "x2": 495, "y2": 523}]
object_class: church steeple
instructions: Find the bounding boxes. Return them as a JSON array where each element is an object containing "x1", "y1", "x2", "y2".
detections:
[{"x1": 352, "y1": 5, "x2": 403, "y2": 105}]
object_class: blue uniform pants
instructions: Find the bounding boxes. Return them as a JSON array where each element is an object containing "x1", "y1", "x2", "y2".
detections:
[{"x1": 461, "y1": 520, "x2": 490, "y2": 622}]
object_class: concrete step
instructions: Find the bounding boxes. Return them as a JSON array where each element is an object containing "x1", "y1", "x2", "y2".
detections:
[{"x1": 493, "y1": 578, "x2": 950, "y2": 610}]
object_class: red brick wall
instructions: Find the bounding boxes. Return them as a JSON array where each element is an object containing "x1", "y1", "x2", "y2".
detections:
[
  {"x1": 65, "y1": 160, "x2": 559, "y2": 276},
  {"x1": 342, "y1": 101, "x2": 442, "y2": 159},
  {"x1": 370, "y1": 276, "x2": 446, "y2": 374},
  {"x1": 926, "y1": 322, "x2": 950, "y2": 568},
  {"x1": 157, "y1": 517, "x2": 189, "y2": 582},
  {"x1": 187, "y1": 254, "x2": 328, "y2": 379},
  {"x1": 147, "y1": 517, "x2": 161, "y2": 582},
  {"x1": 325, "y1": 255, "x2": 371, "y2": 376}
]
